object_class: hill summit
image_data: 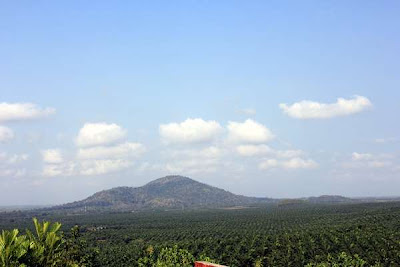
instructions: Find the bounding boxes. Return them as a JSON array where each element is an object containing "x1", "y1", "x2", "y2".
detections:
[{"x1": 56, "y1": 175, "x2": 272, "y2": 212}]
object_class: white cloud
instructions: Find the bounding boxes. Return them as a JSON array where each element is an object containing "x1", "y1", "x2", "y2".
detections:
[
  {"x1": 43, "y1": 158, "x2": 134, "y2": 177},
  {"x1": 227, "y1": 119, "x2": 274, "y2": 144},
  {"x1": 236, "y1": 144, "x2": 272, "y2": 157},
  {"x1": 259, "y1": 157, "x2": 317, "y2": 170},
  {"x1": 42, "y1": 157, "x2": 136, "y2": 177},
  {"x1": 79, "y1": 159, "x2": 133, "y2": 176},
  {"x1": 348, "y1": 152, "x2": 394, "y2": 169},
  {"x1": 0, "y1": 152, "x2": 29, "y2": 164},
  {"x1": 279, "y1": 95, "x2": 372, "y2": 119},
  {"x1": 157, "y1": 118, "x2": 315, "y2": 175},
  {"x1": 258, "y1": 159, "x2": 279, "y2": 170},
  {"x1": 165, "y1": 158, "x2": 220, "y2": 174},
  {"x1": 0, "y1": 126, "x2": 14, "y2": 143},
  {"x1": 43, "y1": 162, "x2": 75, "y2": 177},
  {"x1": 275, "y1": 149, "x2": 304, "y2": 158},
  {"x1": 0, "y1": 168, "x2": 26, "y2": 177},
  {"x1": 43, "y1": 122, "x2": 145, "y2": 177},
  {"x1": 198, "y1": 146, "x2": 222, "y2": 158},
  {"x1": 0, "y1": 152, "x2": 29, "y2": 177},
  {"x1": 236, "y1": 144, "x2": 304, "y2": 159},
  {"x1": 352, "y1": 152, "x2": 373, "y2": 161},
  {"x1": 77, "y1": 142, "x2": 146, "y2": 160},
  {"x1": 160, "y1": 145, "x2": 226, "y2": 175},
  {"x1": 6, "y1": 154, "x2": 29, "y2": 164},
  {"x1": 41, "y1": 149, "x2": 63, "y2": 164},
  {"x1": 159, "y1": 118, "x2": 223, "y2": 144},
  {"x1": 0, "y1": 102, "x2": 55, "y2": 122},
  {"x1": 43, "y1": 165, "x2": 64, "y2": 177},
  {"x1": 167, "y1": 146, "x2": 222, "y2": 159},
  {"x1": 281, "y1": 158, "x2": 318, "y2": 169},
  {"x1": 76, "y1": 122, "x2": 127, "y2": 147}
]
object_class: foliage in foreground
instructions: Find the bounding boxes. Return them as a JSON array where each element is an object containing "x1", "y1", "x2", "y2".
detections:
[
  {"x1": 0, "y1": 218, "x2": 96, "y2": 267},
  {"x1": 1, "y1": 219, "x2": 216, "y2": 267}
]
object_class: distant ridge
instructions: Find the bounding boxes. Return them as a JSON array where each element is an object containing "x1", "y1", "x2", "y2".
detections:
[
  {"x1": 307, "y1": 195, "x2": 352, "y2": 203},
  {"x1": 53, "y1": 175, "x2": 273, "y2": 213},
  {"x1": 45, "y1": 175, "x2": 399, "y2": 214}
]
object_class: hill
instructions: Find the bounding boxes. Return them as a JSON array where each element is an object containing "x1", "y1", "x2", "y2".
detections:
[
  {"x1": 53, "y1": 175, "x2": 274, "y2": 213},
  {"x1": 44, "y1": 175, "x2": 387, "y2": 214}
]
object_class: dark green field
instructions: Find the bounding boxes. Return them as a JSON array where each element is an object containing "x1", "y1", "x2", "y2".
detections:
[{"x1": 1, "y1": 202, "x2": 400, "y2": 266}]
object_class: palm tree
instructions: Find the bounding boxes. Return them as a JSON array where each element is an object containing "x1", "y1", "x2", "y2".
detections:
[
  {"x1": 26, "y1": 218, "x2": 64, "y2": 266},
  {"x1": 0, "y1": 229, "x2": 29, "y2": 267}
]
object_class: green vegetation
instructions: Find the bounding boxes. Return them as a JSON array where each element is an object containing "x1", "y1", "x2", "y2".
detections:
[
  {"x1": 137, "y1": 245, "x2": 215, "y2": 267},
  {"x1": 2, "y1": 201, "x2": 400, "y2": 266},
  {"x1": 0, "y1": 218, "x2": 98, "y2": 267}
]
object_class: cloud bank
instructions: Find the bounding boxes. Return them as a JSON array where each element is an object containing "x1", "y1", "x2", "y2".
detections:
[
  {"x1": 76, "y1": 122, "x2": 127, "y2": 147},
  {"x1": 279, "y1": 95, "x2": 372, "y2": 119},
  {"x1": 0, "y1": 102, "x2": 55, "y2": 122},
  {"x1": 160, "y1": 118, "x2": 222, "y2": 144},
  {"x1": 41, "y1": 149, "x2": 64, "y2": 164},
  {"x1": 227, "y1": 119, "x2": 274, "y2": 143},
  {"x1": 259, "y1": 157, "x2": 317, "y2": 170},
  {"x1": 77, "y1": 142, "x2": 146, "y2": 160},
  {"x1": 44, "y1": 122, "x2": 146, "y2": 177}
]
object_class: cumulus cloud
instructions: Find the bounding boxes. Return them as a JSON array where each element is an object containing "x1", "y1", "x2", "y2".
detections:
[
  {"x1": 166, "y1": 146, "x2": 223, "y2": 160},
  {"x1": 159, "y1": 145, "x2": 226, "y2": 175},
  {"x1": 0, "y1": 152, "x2": 29, "y2": 164},
  {"x1": 157, "y1": 118, "x2": 317, "y2": 175},
  {"x1": 43, "y1": 162, "x2": 75, "y2": 177},
  {"x1": 41, "y1": 149, "x2": 72, "y2": 177},
  {"x1": 352, "y1": 152, "x2": 373, "y2": 161},
  {"x1": 259, "y1": 157, "x2": 317, "y2": 170},
  {"x1": 0, "y1": 168, "x2": 26, "y2": 177},
  {"x1": 77, "y1": 142, "x2": 146, "y2": 160},
  {"x1": 258, "y1": 159, "x2": 279, "y2": 170},
  {"x1": 76, "y1": 122, "x2": 127, "y2": 147},
  {"x1": 0, "y1": 126, "x2": 14, "y2": 143},
  {"x1": 279, "y1": 95, "x2": 372, "y2": 119},
  {"x1": 43, "y1": 123, "x2": 146, "y2": 177},
  {"x1": 159, "y1": 118, "x2": 223, "y2": 144},
  {"x1": 0, "y1": 102, "x2": 55, "y2": 122},
  {"x1": 41, "y1": 149, "x2": 63, "y2": 164},
  {"x1": 42, "y1": 165, "x2": 64, "y2": 177},
  {"x1": 349, "y1": 152, "x2": 393, "y2": 169},
  {"x1": 275, "y1": 149, "x2": 304, "y2": 158},
  {"x1": 281, "y1": 158, "x2": 318, "y2": 169},
  {"x1": 164, "y1": 158, "x2": 221, "y2": 174},
  {"x1": 43, "y1": 158, "x2": 134, "y2": 177},
  {"x1": 236, "y1": 145, "x2": 304, "y2": 158},
  {"x1": 0, "y1": 152, "x2": 29, "y2": 177},
  {"x1": 236, "y1": 144, "x2": 272, "y2": 157},
  {"x1": 79, "y1": 159, "x2": 133, "y2": 176},
  {"x1": 227, "y1": 119, "x2": 274, "y2": 144}
]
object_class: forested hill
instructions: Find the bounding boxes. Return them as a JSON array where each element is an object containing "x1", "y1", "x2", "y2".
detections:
[
  {"x1": 53, "y1": 175, "x2": 274, "y2": 213},
  {"x1": 45, "y1": 175, "x2": 391, "y2": 214}
]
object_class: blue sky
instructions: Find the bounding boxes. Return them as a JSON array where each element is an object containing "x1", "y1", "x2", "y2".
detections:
[{"x1": 1, "y1": 1, "x2": 399, "y2": 205}]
